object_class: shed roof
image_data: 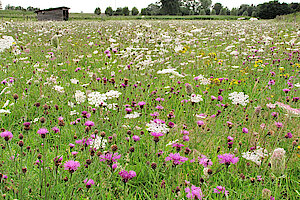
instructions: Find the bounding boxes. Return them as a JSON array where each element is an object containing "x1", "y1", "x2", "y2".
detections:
[{"x1": 35, "y1": 7, "x2": 70, "y2": 13}]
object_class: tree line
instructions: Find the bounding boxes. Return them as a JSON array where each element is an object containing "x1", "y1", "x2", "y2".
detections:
[
  {"x1": 99, "y1": 0, "x2": 299, "y2": 19},
  {"x1": 94, "y1": 7, "x2": 139, "y2": 16},
  {"x1": 5, "y1": 4, "x2": 40, "y2": 12}
]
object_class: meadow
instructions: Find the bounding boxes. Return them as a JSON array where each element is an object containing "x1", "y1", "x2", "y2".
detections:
[{"x1": 0, "y1": 19, "x2": 299, "y2": 199}]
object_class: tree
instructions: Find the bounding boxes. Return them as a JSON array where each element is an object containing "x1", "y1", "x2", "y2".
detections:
[
  {"x1": 94, "y1": 7, "x2": 101, "y2": 15},
  {"x1": 257, "y1": 1, "x2": 292, "y2": 19},
  {"x1": 160, "y1": 0, "x2": 180, "y2": 15},
  {"x1": 142, "y1": 3, "x2": 161, "y2": 15},
  {"x1": 213, "y1": 3, "x2": 222, "y2": 15},
  {"x1": 105, "y1": 7, "x2": 113, "y2": 16},
  {"x1": 132, "y1": 7, "x2": 139, "y2": 15},
  {"x1": 141, "y1": 8, "x2": 148, "y2": 15},
  {"x1": 200, "y1": 0, "x2": 212, "y2": 10},
  {"x1": 199, "y1": 9, "x2": 206, "y2": 15},
  {"x1": 122, "y1": 7, "x2": 130, "y2": 16},
  {"x1": 211, "y1": 9, "x2": 216, "y2": 15},
  {"x1": 114, "y1": 7, "x2": 123, "y2": 16},
  {"x1": 220, "y1": 7, "x2": 228, "y2": 15},
  {"x1": 180, "y1": 0, "x2": 201, "y2": 15},
  {"x1": 289, "y1": 3, "x2": 300, "y2": 13},
  {"x1": 230, "y1": 8, "x2": 238, "y2": 16},
  {"x1": 242, "y1": 11, "x2": 248, "y2": 16},
  {"x1": 238, "y1": 4, "x2": 249, "y2": 16}
]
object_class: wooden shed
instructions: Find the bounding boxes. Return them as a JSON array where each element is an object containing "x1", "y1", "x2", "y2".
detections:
[{"x1": 35, "y1": 7, "x2": 70, "y2": 21}]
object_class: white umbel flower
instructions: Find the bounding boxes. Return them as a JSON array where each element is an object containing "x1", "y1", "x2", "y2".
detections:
[
  {"x1": 90, "y1": 136, "x2": 107, "y2": 150},
  {"x1": 75, "y1": 90, "x2": 86, "y2": 104},
  {"x1": 124, "y1": 112, "x2": 140, "y2": 119},
  {"x1": 228, "y1": 92, "x2": 249, "y2": 106},
  {"x1": 146, "y1": 119, "x2": 169, "y2": 134},
  {"x1": 242, "y1": 147, "x2": 269, "y2": 166},
  {"x1": 190, "y1": 94, "x2": 203, "y2": 103},
  {"x1": 88, "y1": 92, "x2": 107, "y2": 107},
  {"x1": 0, "y1": 109, "x2": 10, "y2": 114},
  {"x1": 53, "y1": 85, "x2": 64, "y2": 93},
  {"x1": 105, "y1": 90, "x2": 122, "y2": 99}
]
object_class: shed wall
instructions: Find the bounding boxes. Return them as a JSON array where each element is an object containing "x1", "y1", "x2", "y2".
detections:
[{"x1": 37, "y1": 9, "x2": 64, "y2": 21}]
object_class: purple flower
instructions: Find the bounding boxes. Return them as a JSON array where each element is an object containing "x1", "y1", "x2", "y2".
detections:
[
  {"x1": 84, "y1": 178, "x2": 95, "y2": 188},
  {"x1": 274, "y1": 122, "x2": 283, "y2": 128},
  {"x1": 156, "y1": 105, "x2": 164, "y2": 110},
  {"x1": 0, "y1": 131, "x2": 13, "y2": 141},
  {"x1": 198, "y1": 155, "x2": 213, "y2": 167},
  {"x1": 125, "y1": 108, "x2": 132, "y2": 113},
  {"x1": 218, "y1": 95, "x2": 223, "y2": 101},
  {"x1": 165, "y1": 153, "x2": 188, "y2": 166},
  {"x1": 23, "y1": 122, "x2": 31, "y2": 127},
  {"x1": 271, "y1": 112, "x2": 278, "y2": 117},
  {"x1": 69, "y1": 143, "x2": 75, "y2": 148},
  {"x1": 286, "y1": 132, "x2": 293, "y2": 138},
  {"x1": 52, "y1": 126, "x2": 60, "y2": 133},
  {"x1": 64, "y1": 160, "x2": 80, "y2": 173},
  {"x1": 218, "y1": 153, "x2": 239, "y2": 165},
  {"x1": 151, "y1": 132, "x2": 164, "y2": 137},
  {"x1": 183, "y1": 135, "x2": 189, "y2": 141},
  {"x1": 75, "y1": 138, "x2": 93, "y2": 146},
  {"x1": 213, "y1": 186, "x2": 229, "y2": 196},
  {"x1": 138, "y1": 101, "x2": 146, "y2": 107},
  {"x1": 85, "y1": 121, "x2": 95, "y2": 127},
  {"x1": 119, "y1": 170, "x2": 136, "y2": 183},
  {"x1": 242, "y1": 127, "x2": 248, "y2": 133},
  {"x1": 227, "y1": 136, "x2": 234, "y2": 141},
  {"x1": 185, "y1": 185, "x2": 203, "y2": 199},
  {"x1": 37, "y1": 128, "x2": 48, "y2": 137},
  {"x1": 99, "y1": 152, "x2": 121, "y2": 164},
  {"x1": 168, "y1": 121, "x2": 175, "y2": 128},
  {"x1": 132, "y1": 135, "x2": 140, "y2": 142},
  {"x1": 150, "y1": 112, "x2": 159, "y2": 117},
  {"x1": 181, "y1": 130, "x2": 189, "y2": 135},
  {"x1": 197, "y1": 121, "x2": 205, "y2": 127}
]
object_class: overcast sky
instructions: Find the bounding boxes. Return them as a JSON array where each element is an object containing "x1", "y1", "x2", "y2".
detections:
[{"x1": 1, "y1": 0, "x2": 299, "y2": 13}]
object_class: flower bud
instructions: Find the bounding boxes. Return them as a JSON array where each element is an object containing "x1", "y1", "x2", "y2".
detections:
[{"x1": 270, "y1": 148, "x2": 286, "y2": 177}]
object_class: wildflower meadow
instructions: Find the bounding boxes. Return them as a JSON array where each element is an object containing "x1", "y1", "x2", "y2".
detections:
[{"x1": 0, "y1": 20, "x2": 299, "y2": 199}]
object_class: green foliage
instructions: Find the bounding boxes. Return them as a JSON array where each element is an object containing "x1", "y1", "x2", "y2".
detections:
[
  {"x1": 122, "y1": 7, "x2": 130, "y2": 16},
  {"x1": 213, "y1": 3, "x2": 223, "y2": 15},
  {"x1": 132, "y1": 7, "x2": 139, "y2": 16},
  {"x1": 257, "y1": 1, "x2": 292, "y2": 19},
  {"x1": 220, "y1": 8, "x2": 228, "y2": 15},
  {"x1": 114, "y1": 7, "x2": 123, "y2": 16},
  {"x1": 230, "y1": 8, "x2": 238, "y2": 16},
  {"x1": 242, "y1": 11, "x2": 248, "y2": 16},
  {"x1": 199, "y1": 9, "x2": 206, "y2": 15},
  {"x1": 210, "y1": 9, "x2": 216, "y2": 15},
  {"x1": 94, "y1": 7, "x2": 101, "y2": 15},
  {"x1": 105, "y1": 7, "x2": 113, "y2": 16},
  {"x1": 141, "y1": 8, "x2": 148, "y2": 16},
  {"x1": 160, "y1": 0, "x2": 180, "y2": 15}
]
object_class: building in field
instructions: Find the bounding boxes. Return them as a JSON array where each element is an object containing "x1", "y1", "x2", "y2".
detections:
[{"x1": 35, "y1": 7, "x2": 70, "y2": 21}]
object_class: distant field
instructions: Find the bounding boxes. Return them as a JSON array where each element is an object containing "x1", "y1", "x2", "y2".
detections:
[
  {"x1": 275, "y1": 12, "x2": 300, "y2": 23},
  {"x1": 0, "y1": 10, "x2": 250, "y2": 21}
]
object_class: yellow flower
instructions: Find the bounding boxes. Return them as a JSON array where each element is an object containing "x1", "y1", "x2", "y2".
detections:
[{"x1": 279, "y1": 67, "x2": 285, "y2": 71}]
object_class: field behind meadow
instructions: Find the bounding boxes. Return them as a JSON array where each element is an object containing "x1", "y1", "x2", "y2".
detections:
[
  {"x1": 0, "y1": 19, "x2": 299, "y2": 199},
  {"x1": 0, "y1": 10, "x2": 251, "y2": 21}
]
